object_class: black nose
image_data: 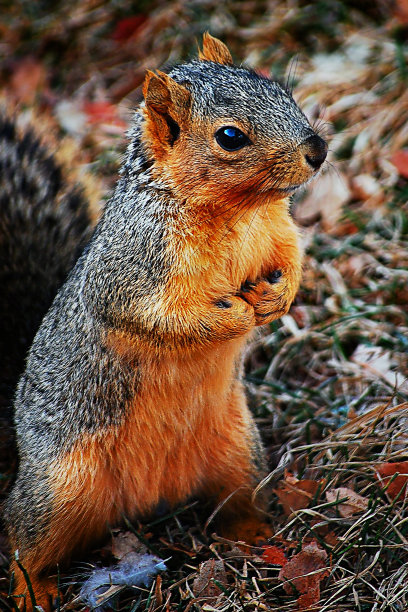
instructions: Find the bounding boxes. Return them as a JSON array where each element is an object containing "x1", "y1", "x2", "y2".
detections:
[{"x1": 302, "y1": 134, "x2": 328, "y2": 171}]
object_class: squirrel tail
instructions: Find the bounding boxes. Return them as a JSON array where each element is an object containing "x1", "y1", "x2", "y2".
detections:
[{"x1": 0, "y1": 113, "x2": 94, "y2": 421}]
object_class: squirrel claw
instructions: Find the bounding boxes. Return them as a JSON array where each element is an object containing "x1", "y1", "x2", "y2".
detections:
[{"x1": 240, "y1": 280, "x2": 256, "y2": 293}]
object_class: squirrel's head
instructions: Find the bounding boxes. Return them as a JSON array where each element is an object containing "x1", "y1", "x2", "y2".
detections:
[{"x1": 141, "y1": 33, "x2": 327, "y2": 206}]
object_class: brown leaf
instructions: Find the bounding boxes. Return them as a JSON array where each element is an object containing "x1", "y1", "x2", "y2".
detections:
[
  {"x1": 376, "y1": 461, "x2": 408, "y2": 500},
  {"x1": 278, "y1": 540, "x2": 329, "y2": 610},
  {"x1": 391, "y1": 150, "x2": 408, "y2": 179},
  {"x1": 310, "y1": 520, "x2": 339, "y2": 548},
  {"x1": 324, "y1": 530, "x2": 339, "y2": 547},
  {"x1": 192, "y1": 559, "x2": 228, "y2": 602},
  {"x1": 9, "y1": 57, "x2": 48, "y2": 104},
  {"x1": 111, "y1": 529, "x2": 146, "y2": 560},
  {"x1": 325, "y1": 487, "x2": 369, "y2": 518},
  {"x1": 274, "y1": 472, "x2": 321, "y2": 516}
]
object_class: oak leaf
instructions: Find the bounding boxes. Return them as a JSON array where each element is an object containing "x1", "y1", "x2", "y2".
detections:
[{"x1": 192, "y1": 559, "x2": 228, "y2": 602}]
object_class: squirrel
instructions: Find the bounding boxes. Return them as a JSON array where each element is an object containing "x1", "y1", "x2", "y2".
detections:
[{"x1": 4, "y1": 34, "x2": 327, "y2": 611}]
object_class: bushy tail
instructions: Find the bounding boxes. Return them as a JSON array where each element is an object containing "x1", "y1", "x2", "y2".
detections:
[{"x1": 0, "y1": 114, "x2": 94, "y2": 419}]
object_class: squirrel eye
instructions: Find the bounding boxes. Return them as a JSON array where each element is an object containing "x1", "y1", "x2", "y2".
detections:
[{"x1": 215, "y1": 126, "x2": 251, "y2": 151}]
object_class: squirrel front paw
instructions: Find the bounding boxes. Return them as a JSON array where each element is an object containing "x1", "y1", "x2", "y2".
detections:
[
  {"x1": 212, "y1": 294, "x2": 255, "y2": 339},
  {"x1": 240, "y1": 270, "x2": 294, "y2": 325}
]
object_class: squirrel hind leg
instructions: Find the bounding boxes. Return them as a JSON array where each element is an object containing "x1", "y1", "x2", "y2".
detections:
[
  {"x1": 9, "y1": 559, "x2": 59, "y2": 612},
  {"x1": 6, "y1": 446, "x2": 122, "y2": 610},
  {"x1": 200, "y1": 383, "x2": 271, "y2": 545},
  {"x1": 214, "y1": 494, "x2": 273, "y2": 545}
]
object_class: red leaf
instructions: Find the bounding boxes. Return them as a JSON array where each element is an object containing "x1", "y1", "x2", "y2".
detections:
[
  {"x1": 376, "y1": 461, "x2": 408, "y2": 500},
  {"x1": 391, "y1": 150, "x2": 408, "y2": 179},
  {"x1": 261, "y1": 545, "x2": 288, "y2": 566},
  {"x1": 278, "y1": 540, "x2": 329, "y2": 610},
  {"x1": 112, "y1": 16, "x2": 147, "y2": 43},
  {"x1": 394, "y1": 0, "x2": 408, "y2": 24},
  {"x1": 256, "y1": 68, "x2": 271, "y2": 78},
  {"x1": 82, "y1": 101, "x2": 126, "y2": 129}
]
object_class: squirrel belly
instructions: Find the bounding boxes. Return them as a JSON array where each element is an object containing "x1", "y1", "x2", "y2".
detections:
[{"x1": 5, "y1": 34, "x2": 326, "y2": 611}]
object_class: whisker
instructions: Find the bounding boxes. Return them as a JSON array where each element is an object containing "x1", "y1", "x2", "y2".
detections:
[
  {"x1": 235, "y1": 194, "x2": 265, "y2": 261},
  {"x1": 286, "y1": 55, "x2": 299, "y2": 94}
]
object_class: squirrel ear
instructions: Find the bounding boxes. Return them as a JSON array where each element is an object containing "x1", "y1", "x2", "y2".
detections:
[
  {"x1": 199, "y1": 32, "x2": 233, "y2": 66},
  {"x1": 143, "y1": 70, "x2": 191, "y2": 154}
]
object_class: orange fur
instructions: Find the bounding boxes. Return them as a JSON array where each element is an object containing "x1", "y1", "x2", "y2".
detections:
[
  {"x1": 10, "y1": 561, "x2": 59, "y2": 612},
  {"x1": 198, "y1": 32, "x2": 233, "y2": 65}
]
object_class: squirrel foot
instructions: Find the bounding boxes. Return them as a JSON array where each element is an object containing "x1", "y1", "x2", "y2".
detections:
[
  {"x1": 10, "y1": 562, "x2": 59, "y2": 612},
  {"x1": 219, "y1": 516, "x2": 272, "y2": 546},
  {"x1": 240, "y1": 270, "x2": 293, "y2": 325}
]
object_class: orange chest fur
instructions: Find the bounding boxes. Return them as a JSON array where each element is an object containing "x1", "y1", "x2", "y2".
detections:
[{"x1": 166, "y1": 198, "x2": 300, "y2": 297}]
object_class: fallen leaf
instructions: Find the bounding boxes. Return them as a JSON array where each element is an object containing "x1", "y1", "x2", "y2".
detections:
[
  {"x1": 274, "y1": 472, "x2": 321, "y2": 516},
  {"x1": 82, "y1": 101, "x2": 126, "y2": 128},
  {"x1": 111, "y1": 529, "x2": 146, "y2": 560},
  {"x1": 261, "y1": 545, "x2": 288, "y2": 566},
  {"x1": 324, "y1": 530, "x2": 339, "y2": 547},
  {"x1": 192, "y1": 559, "x2": 228, "y2": 602},
  {"x1": 310, "y1": 520, "x2": 339, "y2": 547},
  {"x1": 112, "y1": 15, "x2": 148, "y2": 42},
  {"x1": 376, "y1": 462, "x2": 408, "y2": 500},
  {"x1": 391, "y1": 150, "x2": 408, "y2": 179},
  {"x1": 9, "y1": 57, "x2": 48, "y2": 103},
  {"x1": 278, "y1": 540, "x2": 329, "y2": 610},
  {"x1": 295, "y1": 170, "x2": 351, "y2": 230},
  {"x1": 393, "y1": 0, "x2": 408, "y2": 24},
  {"x1": 325, "y1": 487, "x2": 369, "y2": 518}
]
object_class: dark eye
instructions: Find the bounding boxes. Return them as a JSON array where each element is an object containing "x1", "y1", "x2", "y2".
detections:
[{"x1": 215, "y1": 126, "x2": 251, "y2": 151}]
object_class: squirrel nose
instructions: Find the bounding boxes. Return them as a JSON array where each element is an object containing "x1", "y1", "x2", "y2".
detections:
[{"x1": 301, "y1": 134, "x2": 328, "y2": 171}]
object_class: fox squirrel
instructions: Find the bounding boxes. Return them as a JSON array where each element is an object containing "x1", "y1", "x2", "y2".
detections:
[{"x1": 4, "y1": 34, "x2": 327, "y2": 611}]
